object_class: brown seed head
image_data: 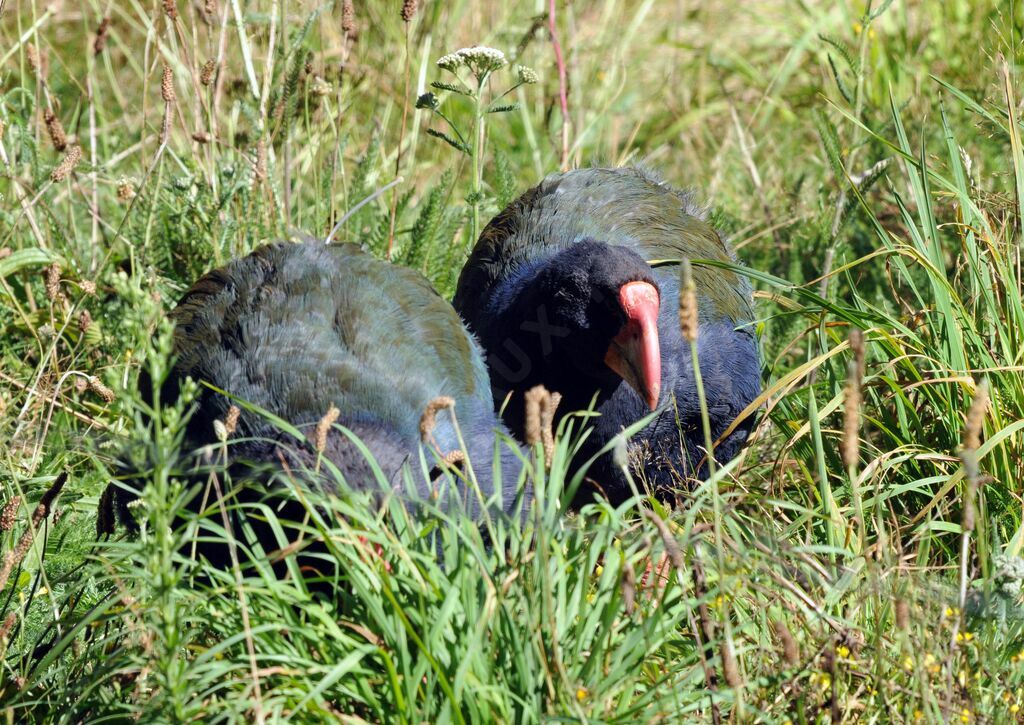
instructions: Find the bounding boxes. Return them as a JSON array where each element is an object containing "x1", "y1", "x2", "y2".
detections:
[
  {"x1": 27, "y1": 44, "x2": 48, "y2": 78},
  {"x1": 841, "y1": 358, "x2": 861, "y2": 469},
  {"x1": 255, "y1": 138, "x2": 268, "y2": 182},
  {"x1": 772, "y1": 619, "x2": 799, "y2": 667},
  {"x1": 161, "y1": 65, "x2": 176, "y2": 104},
  {"x1": 341, "y1": 0, "x2": 355, "y2": 35},
  {"x1": 420, "y1": 396, "x2": 455, "y2": 442},
  {"x1": 162, "y1": 0, "x2": 178, "y2": 20},
  {"x1": 401, "y1": 0, "x2": 418, "y2": 22},
  {"x1": 0, "y1": 611, "x2": 16, "y2": 644},
  {"x1": 441, "y1": 449, "x2": 465, "y2": 468},
  {"x1": 43, "y1": 109, "x2": 68, "y2": 151},
  {"x1": 80, "y1": 280, "x2": 97, "y2": 295},
  {"x1": 192, "y1": 131, "x2": 211, "y2": 144},
  {"x1": 116, "y1": 178, "x2": 136, "y2": 202},
  {"x1": 849, "y1": 327, "x2": 865, "y2": 378},
  {"x1": 200, "y1": 59, "x2": 217, "y2": 86},
  {"x1": 43, "y1": 263, "x2": 61, "y2": 301},
  {"x1": 205, "y1": 0, "x2": 217, "y2": 14},
  {"x1": 315, "y1": 405, "x2": 341, "y2": 453},
  {"x1": 51, "y1": 145, "x2": 82, "y2": 182},
  {"x1": 621, "y1": 557, "x2": 637, "y2": 615},
  {"x1": 894, "y1": 596, "x2": 910, "y2": 630},
  {"x1": 0, "y1": 473, "x2": 67, "y2": 594},
  {"x1": 0, "y1": 497, "x2": 20, "y2": 531},
  {"x1": 678, "y1": 259, "x2": 698, "y2": 343},
  {"x1": 524, "y1": 385, "x2": 560, "y2": 466},
  {"x1": 94, "y1": 16, "x2": 112, "y2": 55},
  {"x1": 721, "y1": 640, "x2": 742, "y2": 688},
  {"x1": 78, "y1": 309, "x2": 93, "y2": 332},
  {"x1": 224, "y1": 405, "x2": 241, "y2": 436},
  {"x1": 88, "y1": 376, "x2": 115, "y2": 403},
  {"x1": 962, "y1": 379, "x2": 988, "y2": 452}
]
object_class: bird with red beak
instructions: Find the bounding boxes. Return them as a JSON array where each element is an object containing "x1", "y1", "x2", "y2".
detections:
[
  {"x1": 454, "y1": 167, "x2": 761, "y2": 505},
  {"x1": 604, "y1": 280, "x2": 662, "y2": 411}
]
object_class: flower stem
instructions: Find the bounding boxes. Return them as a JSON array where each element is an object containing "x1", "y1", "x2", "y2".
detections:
[{"x1": 469, "y1": 74, "x2": 488, "y2": 245}]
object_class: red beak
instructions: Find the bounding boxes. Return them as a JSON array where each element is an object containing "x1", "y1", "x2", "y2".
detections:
[{"x1": 603, "y1": 281, "x2": 661, "y2": 410}]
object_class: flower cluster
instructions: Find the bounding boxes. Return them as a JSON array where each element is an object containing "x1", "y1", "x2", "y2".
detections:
[
  {"x1": 993, "y1": 554, "x2": 1024, "y2": 598},
  {"x1": 515, "y1": 65, "x2": 538, "y2": 84},
  {"x1": 436, "y1": 46, "x2": 507, "y2": 80}
]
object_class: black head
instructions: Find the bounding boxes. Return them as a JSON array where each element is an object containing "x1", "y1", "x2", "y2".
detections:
[{"x1": 532, "y1": 239, "x2": 662, "y2": 409}]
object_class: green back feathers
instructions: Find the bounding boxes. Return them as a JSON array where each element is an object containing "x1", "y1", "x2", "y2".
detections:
[
  {"x1": 169, "y1": 242, "x2": 491, "y2": 440},
  {"x1": 467, "y1": 167, "x2": 753, "y2": 324}
]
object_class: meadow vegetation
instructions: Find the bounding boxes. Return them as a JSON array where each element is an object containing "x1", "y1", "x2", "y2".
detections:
[{"x1": 1, "y1": 0, "x2": 1023, "y2": 720}]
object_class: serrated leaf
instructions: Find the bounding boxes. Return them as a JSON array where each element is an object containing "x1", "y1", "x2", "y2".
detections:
[
  {"x1": 430, "y1": 80, "x2": 471, "y2": 95},
  {"x1": 486, "y1": 102, "x2": 520, "y2": 114},
  {"x1": 827, "y1": 54, "x2": 854, "y2": 105},
  {"x1": 426, "y1": 128, "x2": 471, "y2": 155},
  {"x1": 819, "y1": 34, "x2": 860, "y2": 76}
]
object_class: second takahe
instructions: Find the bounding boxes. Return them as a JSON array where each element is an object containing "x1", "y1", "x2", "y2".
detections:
[
  {"x1": 105, "y1": 241, "x2": 528, "y2": 568},
  {"x1": 453, "y1": 167, "x2": 760, "y2": 504}
]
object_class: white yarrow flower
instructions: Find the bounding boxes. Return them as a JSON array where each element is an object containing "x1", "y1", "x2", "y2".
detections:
[
  {"x1": 436, "y1": 46, "x2": 507, "y2": 79},
  {"x1": 436, "y1": 51, "x2": 463, "y2": 72},
  {"x1": 516, "y1": 65, "x2": 538, "y2": 84}
]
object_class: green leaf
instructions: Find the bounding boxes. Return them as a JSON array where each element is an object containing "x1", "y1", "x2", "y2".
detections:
[
  {"x1": 0, "y1": 248, "x2": 57, "y2": 279},
  {"x1": 426, "y1": 127, "x2": 471, "y2": 154}
]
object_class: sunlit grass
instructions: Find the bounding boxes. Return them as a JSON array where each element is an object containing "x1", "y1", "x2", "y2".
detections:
[{"x1": 2, "y1": 0, "x2": 1023, "y2": 720}]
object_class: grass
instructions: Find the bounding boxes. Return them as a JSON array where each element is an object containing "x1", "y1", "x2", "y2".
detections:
[{"x1": 2, "y1": 0, "x2": 1023, "y2": 720}]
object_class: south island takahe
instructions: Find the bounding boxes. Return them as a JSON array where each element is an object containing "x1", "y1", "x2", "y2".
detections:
[
  {"x1": 453, "y1": 167, "x2": 760, "y2": 504},
  {"x1": 104, "y1": 241, "x2": 528, "y2": 566}
]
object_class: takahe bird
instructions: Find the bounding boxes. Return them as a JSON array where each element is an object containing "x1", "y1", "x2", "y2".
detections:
[
  {"x1": 104, "y1": 241, "x2": 528, "y2": 566},
  {"x1": 453, "y1": 167, "x2": 760, "y2": 504}
]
